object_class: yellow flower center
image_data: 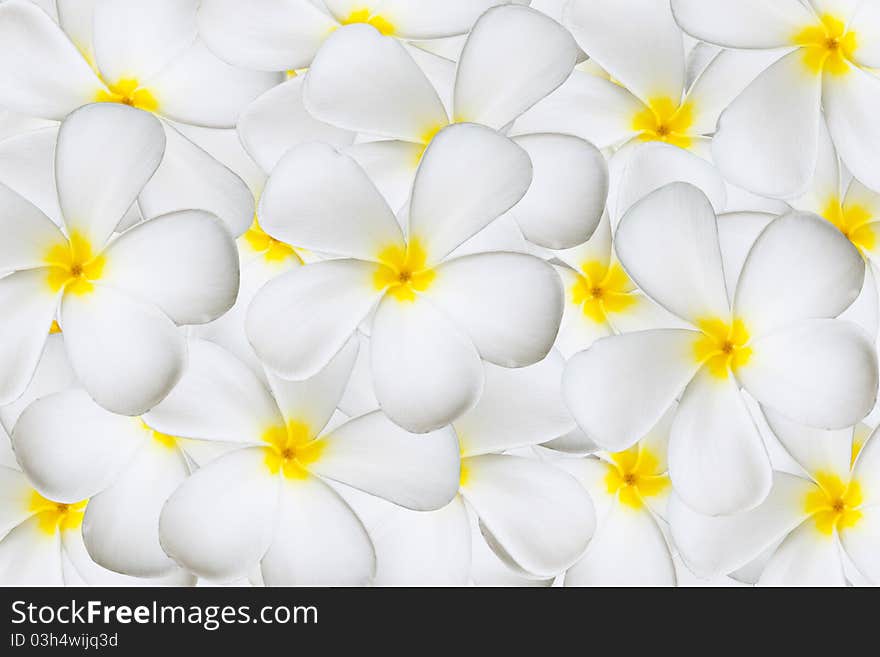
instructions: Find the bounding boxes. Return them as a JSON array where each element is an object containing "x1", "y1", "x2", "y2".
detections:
[
  {"x1": 794, "y1": 14, "x2": 858, "y2": 76},
  {"x1": 343, "y1": 8, "x2": 396, "y2": 36},
  {"x1": 138, "y1": 419, "x2": 178, "y2": 449},
  {"x1": 604, "y1": 444, "x2": 670, "y2": 509},
  {"x1": 28, "y1": 490, "x2": 87, "y2": 536},
  {"x1": 44, "y1": 231, "x2": 105, "y2": 295},
  {"x1": 243, "y1": 215, "x2": 303, "y2": 264},
  {"x1": 822, "y1": 196, "x2": 874, "y2": 253},
  {"x1": 263, "y1": 420, "x2": 324, "y2": 479},
  {"x1": 693, "y1": 318, "x2": 752, "y2": 379},
  {"x1": 373, "y1": 239, "x2": 436, "y2": 302},
  {"x1": 632, "y1": 97, "x2": 696, "y2": 149},
  {"x1": 570, "y1": 261, "x2": 637, "y2": 323},
  {"x1": 804, "y1": 472, "x2": 863, "y2": 535},
  {"x1": 94, "y1": 78, "x2": 159, "y2": 112}
]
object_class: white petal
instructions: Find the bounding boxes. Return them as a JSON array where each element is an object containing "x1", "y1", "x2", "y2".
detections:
[
  {"x1": 823, "y1": 65, "x2": 880, "y2": 193},
  {"x1": 734, "y1": 212, "x2": 865, "y2": 336},
  {"x1": 246, "y1": 260, "x2": 382, "y2": 380},
  {"x1": 260, "y1": 476, "x2": 374, "y2": 586},
  {"x1": 0, "y1": 467, "x2": 39, "y2": 539},
  {"x1": 309, "y1": 411, "x2": 460, "y2": 510},
  {"x1": 238, "y1": 75, "x2": 355, "y2": 174},
  {"x1": 101, "y1": 210, "x2": 239, "y2": 326},
  {"x1": 369, "y1": 0, "x2": 514, "y2": 39},
  {"x1": 563, "y1": 329, "x2": 701, "y2": 451},
  {"x1": 565, "y1": 0, "x2": 685, "y2": 103},
  {"x1": 0, "y1": 269, "x2": 57, "y2": 405},
  {"x1": 159, "y1": 446, "x2": 280, "y2": 581},
  {"x1": 669, "y1": 473, "x2": 816, "y2": 577},
  {"x1": 0, "y1": 182, "x2": 65, "y2": 272},
  {"x1": 258, "y1": 142, "x2": 403, "y2": 260},
  {"x1": 145, "y1": 40, "x2": 282, "y2": 129},
  {"x1": 346, "y1": 139, "x2": 423, "y2": 211},
  {"x1": 669, "y1": 366, "x2": 771, "y2": 515},
  {"x1": 0, "y1": 514, "x2": 63, "y2": 585},
  {"x1": 370, "y1": 294, "x2": 483, "y2": 433},
  {"x1": 424, "y1": 253, "x2": 563, "y2": 368},
  {"x1": 853, "y1": 427, "x2": 880, "y2": 506},
  {"x1": 849, "y1": 1, "x2": 880, "y2": 68},
  {"x1": 839, "y1": 505, "x2": 880, "y2": 584},
  {"x1": 12, "y1": 389, "x2": 144, "y2": 502},
  {"x1": 61, "y1": 284, "x2": 186, "y2": 416},
  {"x1": 0, "y1": 127, "x2": 64, "y2": 227},
  {"x1": 198, "y1": 0, "x2": 337, "y2": 71},
  {"x1": 460, "y1": 453, "x2": 595, "y2": 578},
  {"x1": 670, "y1": 0, "x2": 814, "y2": 48},
  {"x1": 565, "y1": 501, "x2": 674, "y2": 586},
  {"x1": 510, "y1": 133, "x2": 606, "y2": 248},
  {"x1": 615, "y1": 182, "x2": 730, "y2": 324},
  {"x1": 456, "y1": 351, "x2": 576, "y2": 457},
  {"x1": 763, "y1": 409, "x2": 854, "y2": 481},
  {"x1": 716, "y1": 211, "x2": 775, "y2": 305},
  {"x1": 139, "y1": 122, "x2": 255, "y2": 237},
  {"x1": 82, "y1": 439, "x2": 189, "y2": 577},
  {"x1": 56, "y1": 103, "x2": 165, "y2": 248},
  {"x1": 454, "y1": 5, "x2": 578, "y2": 129},
  {"x1": 144, "y1": 339, "x2": 283, "y2": 444},
  {"x1": 410, "y1": 123, "x2": 532, "y2": 262},
  {"x1": 712, "y1": 50, "x2": 822, "y2": 199},
  {"x1": 738, "y1": 319, "x2": 878, "y2": 429},
  {"x1": 303, "y1": 24, "x2": 448, "y2": 142},
  {"x1": 0, "y1": 0, "x2": 103, "y2": 119},
  {"x1": 758, "y1": 521, "x2": 846, "y2": 586}
]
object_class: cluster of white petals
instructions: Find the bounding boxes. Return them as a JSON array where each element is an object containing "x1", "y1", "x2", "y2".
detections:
[{"x1": 1, "y1": 0, "x2": 879, "y2": 587}]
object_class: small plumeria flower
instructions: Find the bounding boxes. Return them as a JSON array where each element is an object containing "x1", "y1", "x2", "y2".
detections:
[
  {"x1": 298, "y1": 6, "x2": 608, "y2": 247},
  {"x1": 672, "y1": 0, "x2": 880, "y2": 197},
  {"x1": 247, "y1": 123, "x2": 564, "y2": 433},
  {"x1": 671, "y1": 415, "x2": 880, "y2": 586},
  {"x1": 198, "y1": 0, "x2": 519, "y2": 73},
  {"x1": 552, "y1": 406, "x2": 676, "y2": 586},
  {"x1": 338, "y1": 352, "x2": 596, "y2": 584},
  {"x1": 564, "y1": 182, "x2": 877, "y2": 515},
  {"x1": 0, "y1": 103, "x2": 240, "y2": 415},
  {"x1": 143, "y1": 339, "x2": 460, "y2": 585},
  {"x1": 0, "y1": 0, "x2": 280, "y2": 235}
]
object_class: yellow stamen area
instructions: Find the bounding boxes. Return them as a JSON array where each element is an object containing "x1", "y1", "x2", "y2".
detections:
[
  {"x1": 693, "y1": 317, "x2": 752, "y2": 379},
  {"x1": 138, "y1": 419, "x2": 178, "y2": 450},
  {"x1": 263, "y1": 420, "x2": 324, "y2": 479},
  {"x1": 822, "y1": 196, "x2": 875, "y2": 253},
  {"x1": 373, "y1": 239, "x2": 436, "y2": 302},
  {"x1": 243, "y1": 215, "x2": 303, "y2": 264},
  {"x1": 286, "y1": 69, "x2": 298, "y2": 79},
  {"x1": 804, "y1": 472, "x2": 863, "y2": 535},
  {"x1": 412, "y1": 122, "x2": 447, "y2": 166},
  {"x1": 793, "y1": 14, "x2": 858, "y2": 76},
  {"x1": 94, "y1": 78, "x2": 159, "y2": 112},
  {"x1": 28, "y1": 490, "x2": 87, "y2": 536},
  {"x1": 343, "y1": 8, "x2": 395, "y2": 36},
  {"x1": 44, "y1": 231, "x2": 105, "y2": 296},
  {"x1": 570, "y1": 261, "x2": 636, "y2": 324},
  {"x1": 49, "y1": 320, "x2": 62, "y2": 334},
  {"x1": 852, "y1": 424, "x2": 870, "y2": 467},
  {"x1": 604, "y1": 444, "x2": 669, "y2": 510},
  {"x1": 459, "y1": 460, "x2": 470, "y2": 488},
  {"x1": 632, "y1": 97, "x2": 695, "y2": 149}
]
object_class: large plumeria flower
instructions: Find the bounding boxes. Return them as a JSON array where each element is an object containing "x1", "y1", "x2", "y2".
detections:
[
  {"x1": 672, "y1": 0, "x2": 880, "y2": 197},
  {"x1": 0, "y1": 103, "x2": 240, "y2": 414},
  {"x1": 299, "y1": 5, "x2": 609, "y2": 248},
  {"x1": 143, "y1": 339, "x2": 460, "y2": 584},
  {"x1": 671, "y1": 416, "x2": 880, "y2": 586},
  {"x1": 563, "y1": 182, "x2": 877, "y2": 515},
  {"x1": 247, "y1": 123, "x2": 564, "y2": 433},
  {"x1": 552, "y1": 407, "x2": 676, "y2": 586},
  {"x1": 198, "y1": 0, "x2": 519, "y2": 72},
  {"x1": 0, "y1": 0, "x2": 280, "y2": 235},
  {"x1": 338, "y1": 351, "x2": 595, "y2": 584}
]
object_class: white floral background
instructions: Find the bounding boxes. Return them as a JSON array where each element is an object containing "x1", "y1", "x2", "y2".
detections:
[{"x1": 0, "y1": 0, "x2": 878, "y2": 587}]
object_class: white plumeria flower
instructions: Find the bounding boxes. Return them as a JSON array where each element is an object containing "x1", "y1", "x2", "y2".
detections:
[
  {"x1": 247, "y1": 124, "x2": 564, "y2": 433},
  {"x1": 0, "y1": 0, "x2": 281, "y2": 235},
  {"x1": 0, "y1": 103, "x2": 240, "y2": 415},
  {"x1": 299, "y1": 6, "x2": 609, "y2": 248},
  {"x1": 338, "y1": 352, "x2": 595, "y2": 584},
  {"x1": 143, "y1": 339, "x2": 460, "y2": 585},
  {"x1": 198, "y1": 0, "x2": 520, "y2": 72},
  {"x1": 672, "y1": 0, "x2": 880, "y2": 197},
  {"x1": 671, "y1": 415, "x2": 880, "y2": 586},
  {"x1": 552, "y1": 406, "x2": 676, "y2": 586},
  {"x1": 564, "y1": 182, "x2": 877, "y2": 515}
]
